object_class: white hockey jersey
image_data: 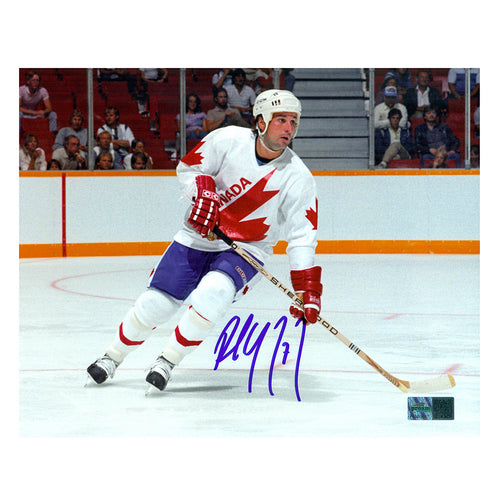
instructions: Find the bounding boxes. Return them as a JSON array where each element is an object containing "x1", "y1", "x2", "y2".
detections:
[{"x1": 174, "y1": 126, "x2": 318, "y2": 270}]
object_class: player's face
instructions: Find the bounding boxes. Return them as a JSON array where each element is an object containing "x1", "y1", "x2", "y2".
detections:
[{"x1": 263, "y1": 112, "x2": 298, "y2": 151}]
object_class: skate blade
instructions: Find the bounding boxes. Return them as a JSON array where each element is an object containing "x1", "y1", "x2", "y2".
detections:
[
  {"x1": 145, "y1": 383, "x2": 163, "y2": 396},
  {"x1": 85, "y1": 374, "x2": 96, "y2": 387}
]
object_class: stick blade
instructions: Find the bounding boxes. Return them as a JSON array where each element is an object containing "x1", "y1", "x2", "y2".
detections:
[{"x1": 408, "y1": 373, "x2": 456, "y2": 393}]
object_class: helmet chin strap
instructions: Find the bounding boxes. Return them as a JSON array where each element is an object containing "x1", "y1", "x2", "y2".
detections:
[{"x1": 259, "y1": 135, "x2": 282, "y2": 153}]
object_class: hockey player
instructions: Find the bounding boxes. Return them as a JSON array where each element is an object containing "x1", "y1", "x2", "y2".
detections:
[{"x1": 87, "y1": 89, "x2": 323, "y2": 393}]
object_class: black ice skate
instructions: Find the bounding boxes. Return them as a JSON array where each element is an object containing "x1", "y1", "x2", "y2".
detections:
[
  {"x1": 86, "y1": 354, "x2": 120, "y2": 385},
  {"x1": 145, "y1": 356, "x2": 175, "y2": 395}
]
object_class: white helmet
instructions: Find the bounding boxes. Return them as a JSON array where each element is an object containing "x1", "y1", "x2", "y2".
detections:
[{"x1": 253, "y1": 89, "x2": 302, "y2": 139}]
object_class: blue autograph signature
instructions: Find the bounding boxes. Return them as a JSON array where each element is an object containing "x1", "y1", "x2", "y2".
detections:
[{"x1": 213, "y1": 314, "x2": 306, "y2": 401}]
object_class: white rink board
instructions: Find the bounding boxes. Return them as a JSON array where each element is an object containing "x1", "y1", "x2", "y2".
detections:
[{"x1": 19, "y1": 173, "x2": 480, "y2": 245}]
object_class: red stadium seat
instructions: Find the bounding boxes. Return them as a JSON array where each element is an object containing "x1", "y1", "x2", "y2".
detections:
[
  {"x1": 21, "y1": 117, "x2": 50, "y2": 133},
  {"x1": 388, "y1": 158, "x2": 421, "y2": 169},
  {"x1": 158, "y1": 113, "x2": 177, "y2": 140},
  {"x1": 447, "y1": 99, "x2": 465, "y2": 114},
  {"x1": 423, "y1": 159, "x2": 457, "y2": 169}
]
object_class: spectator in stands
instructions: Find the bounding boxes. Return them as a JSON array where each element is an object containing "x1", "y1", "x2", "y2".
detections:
[
  {"x1": 375, "y1": 75, "x2": 399, "y2": 105},
  {"x1": 254, "y1": 69, "x2": 274, "y2": 94},
  {"x1": 205, "y1": 87, "x2": 251, "y2": 132},
  {"x1": 47, "y1": 159, "x2": 62, "y2": 170},
  {"x1": 97, "y1": 69, "x2": 136, "y2": 96},
  {"x1": 212, "y1": 69, "x2": 233, "y2": 90},
  {"x1": 95, "y1": 151, "x2": 114, "y2": 170},
  {"x1": 447, "y1": 68, "x2": 480, "y2": 100},
  {"x1": 253, "y1": 69, "x2": 284, "y2": 95},
  {"x1": 375, "y1": 75, "x2": 401, "y2": 106},
  {"x1": 474, "y1": 107, "x2": 480, "y2": 138},
  {"x1": 375, "y1": 108, "x2": 416, "y2": 168},
  {"x1": 384, "y1": 69, "x2": 413, "y2": 97},
  {"x1": 19, "y1": 70, "x2": 58, "y2": 134},
  {"x1": 135, "y1": 69, "x2": 169, "y2": 115},
  {"x1": 98, "y1": 68, "x2": 129, "y2": 81},
  {"x1": 53, "y1": 109, "x2": 88, "y2": 155},
  {"x1": 176, "y1": 93, "x2": 208, "y2": 140},
  {"x1": 97, "y1": 106, "x2": 135, "y2": 169},
  {"x1": 374, "y1": 86, "x2": 408, "y2": 129},
  {"x1": 414, "y1": 105, "x2": 461, "y2": 168},
  {"x1": 93, "y1": 130, "x2": 117, "y2": 168},
  {"x1": 283, "y1": 69, "x2": 296, "y2": 91},
  {"x1": 123, "y1": 139, "x2": 153, "y2": 170},
  {"x1": 404, "y1": 70, "x2": 444, "y2": 119},
  {"x1": 242, "y1": 68, "x2": 258, "y2": 87},
  {"x1": 139, "y1": 68, "x2": 168, "y2": 84},
  {"x1": 52, "y1": 134, "x2": 87, "y2": 170},
  {"x1": 131, "y1": 152, "x2": 148, "y2": 170},
  {"x1": 19, "y1": 133, "x2": 47, "y2": 171},
  {"x1": 428, "y1": 147, "x2": 449, "y2": 168},
  {"x1": 223, "y1": 69, "x2": 256, "y2": 125},
  {"x1": 468, "y1": 144, "x2": 480, "y2": 168}
]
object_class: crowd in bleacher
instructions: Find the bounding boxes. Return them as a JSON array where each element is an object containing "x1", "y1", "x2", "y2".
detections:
[
  {"x1": 19, "y1": 68, "x2": 479, "y2": 171},
  {"x1": 19, "y1": 68, "x2": 293, "y2": 171},
  {"x1": 373, "y1": 68, "x2": 479, "y2": 169}
]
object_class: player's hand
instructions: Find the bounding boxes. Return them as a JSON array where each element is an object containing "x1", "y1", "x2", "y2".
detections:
[
  {"x1": 188, "y1": 175, "x2": 221, "y2": 238},
  {"x1": 289, "y1": 266, "x2": 322, "y2": 324}
]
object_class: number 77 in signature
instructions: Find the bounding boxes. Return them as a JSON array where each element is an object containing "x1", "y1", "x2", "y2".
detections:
[{"x1": 213, "y1": 314, "x2": 307, "y2": 402}]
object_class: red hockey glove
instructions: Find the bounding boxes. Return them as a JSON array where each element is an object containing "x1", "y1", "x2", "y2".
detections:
[
  {"x1": 188, "y1": 175, "x2": 221, "y2": 238},
  {"x1": 289, "y1": 266, "x2": 322, "y2": 324}
]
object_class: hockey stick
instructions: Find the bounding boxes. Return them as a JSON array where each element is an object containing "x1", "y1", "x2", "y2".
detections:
[{"x1": 209, "y1": 226, "x2": 455, "y2": 393}]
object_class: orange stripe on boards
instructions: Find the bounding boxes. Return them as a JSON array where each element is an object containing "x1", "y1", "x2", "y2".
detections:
[
  {"x1": 277, "y1": 240, "x2": 480, "y2": 254},
  {"x1": 275, "y1": 240, "x2": 482, "y2": 254},
  {"x1": 19, "y1": 169, "x2": 479, "y2": 178},
  {"x1": 19, "y1": 170, "x2": 177, "y2": 178},
  {"x1": 19, "y1": 240, "x2": 479, "y2": 258},
  {"x1": 311, "y1": 170, "x2": 479, "y2": 177},
  {"x1": 65, "y1": 242, "x2": 168, "y2": 257},
  {"x1": 19, "y1": 244, "x2": 63, "y2": 258},
  {"x1": 18, "y1": 242, "x2": 169, "y2": 258},
  {"x1": 314, "y1": 240, "x2": 480, "y2": 254}
]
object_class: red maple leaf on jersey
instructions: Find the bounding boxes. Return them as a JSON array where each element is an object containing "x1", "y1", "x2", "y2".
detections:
[
  {"x1": 181, "y1": 141, "x2": 205, "y2": 167},
  {"x1": 219, "y1": 170, "x2": 279, "y2": 241},
  {"x1": 306, "y1": 198, "x2": 318, "y2": 230}
]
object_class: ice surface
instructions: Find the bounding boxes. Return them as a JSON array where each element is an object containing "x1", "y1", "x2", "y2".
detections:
[
  {"x1": 15, "y1": 252, "x2": 490, "y2": 499},
  {"x1": 19, "y1": 254, "x2": 479, "y2": 438}
]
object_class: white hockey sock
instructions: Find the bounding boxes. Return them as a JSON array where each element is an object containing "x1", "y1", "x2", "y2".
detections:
[
  {"x1": 106, "y1": 308, "x2": 152, "y2": 363},
  {"x1": 161, "y1": 271, "x2": 236, "y2": 365},
  {"x1": 106, "y1": 288, "x2": 180, "y2": 364},
  {"x1": 161, "y1": 306, "x2": 214, "y2": 365}
]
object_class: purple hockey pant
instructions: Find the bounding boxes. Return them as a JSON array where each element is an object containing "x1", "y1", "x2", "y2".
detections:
[{"x1": 149, "y1": 241, "x2": 262, "y2": 301}]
